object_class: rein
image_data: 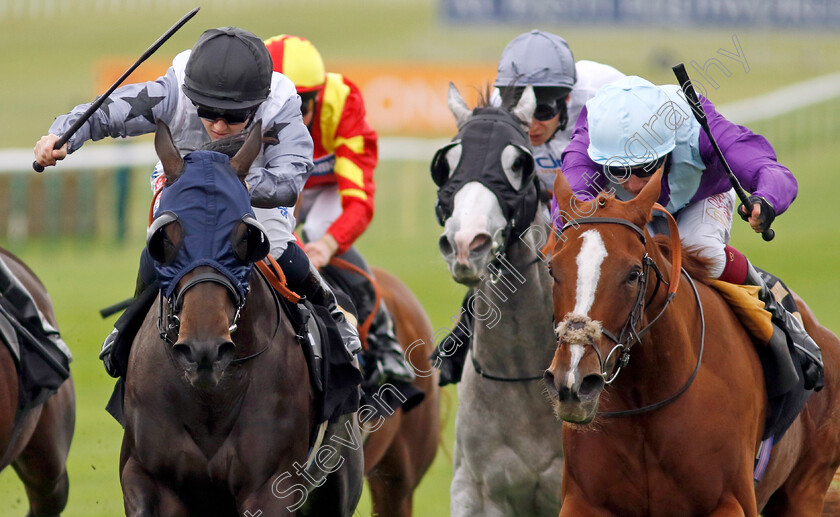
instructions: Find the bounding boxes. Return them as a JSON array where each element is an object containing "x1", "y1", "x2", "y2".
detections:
[
  {"x1": 469, "y1": 250, "x2": 546, "y2": 383},
  {"x1": 560, "y1": 204, "x2": 705, "y2": 416},
  {"x1": 158, "y1": 268, "x2": 275, "y2": 366},
  {"x1": 327, "y1": 257, "x2": 381, "y2": 352}
]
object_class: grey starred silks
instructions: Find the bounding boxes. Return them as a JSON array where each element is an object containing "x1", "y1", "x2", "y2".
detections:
[
  {"x1": 124, "y1": 86, "x2": 165, "y2": 124},
  {"x1": 97, "y1": 97, "x2": 115, "y2": 118},
  {"x1": 262, "y1": 121, "x2": 288, "y2": 151}
]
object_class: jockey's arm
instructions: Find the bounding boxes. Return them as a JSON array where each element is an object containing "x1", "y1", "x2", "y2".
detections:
[
  {"x1": 322, "y1": 82, "x2": 378, "y2": 256},
  {"x1": 37, "y1": 69, "x2": 179, "y2": 163},
  {"x1": 558, "y1": 105, "x2": 612, "y2": 199},
  {"x1": 245, "y1": 90, "x2": 314, "y2": 209},
  {"x1": 699, "y1": 95, "x2": 798, "y2": 217}
]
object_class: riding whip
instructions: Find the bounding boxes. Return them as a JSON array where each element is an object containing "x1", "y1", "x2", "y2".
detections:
[
  {"x1": 672, "y1": 63, "x2": 775, "y2": 241},
  {"x1": 33, "y1": 6, "x2": 200, "y2": 172}
]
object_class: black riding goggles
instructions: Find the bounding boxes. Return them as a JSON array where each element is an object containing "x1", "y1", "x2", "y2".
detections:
[
  {"x1": 195, "y1": 104, "x2": 255, "y2": 125},
  {"x1": 533, "y1": 102, "x2": 561, "y2": 122},
  {"x1": 605, "y1": 155, "x2": 669, "y2": 179}
]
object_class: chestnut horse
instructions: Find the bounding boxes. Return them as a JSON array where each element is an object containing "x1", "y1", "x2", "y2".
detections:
[
  {"x1": 0, "y1": 248, "x2": 75, "y2": 517},
  {"x1": 119, "y1": 121, "x2": 363, "y2": 516},
  {"x1": 359, "y1": 266, "x2": 440, "y2": 516},
  {"x1": 544, "y1": 169, "x2": 840, "y2": 515}
]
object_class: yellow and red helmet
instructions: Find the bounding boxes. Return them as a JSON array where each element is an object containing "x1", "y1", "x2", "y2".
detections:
[{"x1": 264, "y1": 34, "x2": 326, "y2": 93}]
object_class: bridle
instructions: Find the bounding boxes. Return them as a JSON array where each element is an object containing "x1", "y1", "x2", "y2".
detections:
[
  {"x1": 158, "y1": 269, "x2": 268, "y2": 365},
  {"x1": 558, "y1": 204, "x2": 706, "y2": 417}
]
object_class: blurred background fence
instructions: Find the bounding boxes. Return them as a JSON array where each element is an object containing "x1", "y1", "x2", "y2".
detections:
[{"x1": 2, "y1": 76, "x2": 838, "y2": 242}]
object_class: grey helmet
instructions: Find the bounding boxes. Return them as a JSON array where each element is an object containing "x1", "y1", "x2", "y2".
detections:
[
  {"x1": 183, "y1": 27, "x2": 273, "y2": 110},
  {"x1": 495, "y1": 30, "x2": 577, "y2": 99}
]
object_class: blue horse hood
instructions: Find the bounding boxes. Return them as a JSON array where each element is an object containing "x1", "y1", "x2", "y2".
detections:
[{"x1": 152, "y1": 150, "x2": 257, "y2": 301}]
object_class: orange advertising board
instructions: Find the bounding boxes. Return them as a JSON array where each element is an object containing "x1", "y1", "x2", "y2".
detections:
[{"x1": 97, "y1": 59, "x2": 496, "y2": 136}]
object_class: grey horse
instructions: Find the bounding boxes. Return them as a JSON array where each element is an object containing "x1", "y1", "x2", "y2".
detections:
[{"x1": 434, "y1": 84, "x2": 563, "y2": 516}]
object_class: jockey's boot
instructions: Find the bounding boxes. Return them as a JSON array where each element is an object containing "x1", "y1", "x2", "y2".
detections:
[
  {"x1": 430, "y1": 289, "x2": 474, "y2": 386},
  {"x1": 100, "y1": 250, "x2": 157, "y2": 378},
  {"x1": 300, "y1": 265, "x2": 362, "y2": 357},
  {"x1": 364, "y1": 300, "x2": 415, "y2": 387},
  {"x1": 0, "y1": 258, "x2": 71, "y2": 362},
  {"x1": 746, "y1": 262, "x2": 824, "y2": 392}
]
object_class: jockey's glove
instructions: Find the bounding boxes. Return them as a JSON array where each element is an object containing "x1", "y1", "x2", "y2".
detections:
[{"x1": 739, "y1": 195, "x2": 776, "y2": 232}]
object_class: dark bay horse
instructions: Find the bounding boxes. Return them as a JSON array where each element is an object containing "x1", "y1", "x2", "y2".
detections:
[
  {"x1": 544, "y1": 170, "x2": 840, "y2": 515},
  {"x1": 358, "y1": 266, "x2": 440, "y2": 517},
  {"x1": 119, "y1": 121, "x2": 362, "y2": 516},
  {"x1": 0, "y1": 248, "x2": 75, "y2": 517}
]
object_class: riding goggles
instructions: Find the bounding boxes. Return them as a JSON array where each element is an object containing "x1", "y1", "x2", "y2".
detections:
[
  {"x1": 605, "y1": 155, "x2": 668, "y2": 179},
  {"x1": 195, "y1": 104, "x2": 255, "y2": 125},
  {"x1": 533, "y1": 102, "x2": 561, "y2": 122}
]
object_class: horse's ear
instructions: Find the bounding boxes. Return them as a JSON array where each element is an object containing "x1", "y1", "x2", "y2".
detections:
[
  {"x1": 512, "y1": 85, "x2": 536, "y2": 124},
  {"x1": 448, "y1": 82, "x2": 472, "y2": 127},
  {"x1": 628, "y1": 169, "x2": 663, "y2": 224},
  {"x1": 154, "y1": 119, "x2": 184, "y2": 181},
  {"x1": 553, "y1": 170, "x2": 575, "y2": 207},
  {"x1": 554, "y1": 170, "x2": 594, "y2": 223},
  {"x1": 230, "y1": 120, "x2": 263, "y2": 181}
]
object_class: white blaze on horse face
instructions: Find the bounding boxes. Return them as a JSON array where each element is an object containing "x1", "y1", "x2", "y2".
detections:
[
  {"x1": 574, "y1": 230, "x2": 608, "y2": 316},
  {"x1": 448, "y1": 182, "x2": 505, "y2": 265},
  {"x1": 566, "y1": 343, "x2": 587, "y2": 388}
]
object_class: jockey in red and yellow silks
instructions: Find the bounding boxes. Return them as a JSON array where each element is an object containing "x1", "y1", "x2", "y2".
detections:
[
  {"x1": 265, "y1": 34, "x2": 419, "y2": 393},
  {"x1": 306, "y1": 72, "x2": 378, "y2": 255}
]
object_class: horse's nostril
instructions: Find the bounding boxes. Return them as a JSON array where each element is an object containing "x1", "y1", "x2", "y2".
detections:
[
  {"x1": 439, "y1": 235, "x2": 454, "y2": 256},
  {"x1": 172, "y1": 343, "x2": 193, "y2": 363},
  {"x1": 470, "y1": 234, "x2": 492, "y2": 255},
  {"x1": 579, "y1": 374, "x2": 605, "y2": 398},
  {"x1": 217, "y1": 341, "x2": 235, "y2": 362},
  {"x1": 543, "y1": 370, "x2": 556, "y2": 391}
]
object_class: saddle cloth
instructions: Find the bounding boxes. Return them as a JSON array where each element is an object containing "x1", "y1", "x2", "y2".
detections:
[{"x1": 0, "y1": 256, "x2": 72, "y2": 415}]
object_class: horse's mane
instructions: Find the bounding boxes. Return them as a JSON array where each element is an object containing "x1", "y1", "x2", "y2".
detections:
[
  {"x1": 200, "y1": 130, "x2": 277, "y2": 158},
  {"x1": 652, "y1": 234, "x2": 713, "y2": 283},
  {"x1": 469, "y1": 83, "x2": 530, "y2": 127}
]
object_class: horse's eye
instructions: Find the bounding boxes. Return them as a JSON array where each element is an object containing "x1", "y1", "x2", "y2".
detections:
[
  {"x1": 512, "y1": 156, "x2": 524, "y2": 172},
  {"x1": 627, "y1": 269, "x2": 641, "y2": 284}
]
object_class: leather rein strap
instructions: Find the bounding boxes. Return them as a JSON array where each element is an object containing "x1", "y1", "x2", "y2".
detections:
[
  {"x1": 256, "y1": 255, "x2": 301, "y2": 304},
  {"x1": 327, "y1": 257, "x2": 381, "y2": 352}
]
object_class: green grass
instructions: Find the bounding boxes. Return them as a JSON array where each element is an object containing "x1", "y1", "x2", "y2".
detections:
[{"x1": 2, "y1": 1, "x2": 840, "y2": 514}]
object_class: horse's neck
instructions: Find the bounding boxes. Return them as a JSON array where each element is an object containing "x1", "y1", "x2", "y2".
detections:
[{"x1": 471, "y1": 226, "x2": 555, "y2": 374}]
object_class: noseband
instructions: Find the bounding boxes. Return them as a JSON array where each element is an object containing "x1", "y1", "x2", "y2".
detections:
[
  {"x1": 159, "y1": 270, "x2": 245, "y2": 347},
  {"x1": 558, "y1": 205, "x2": 706, "y2": 417}
]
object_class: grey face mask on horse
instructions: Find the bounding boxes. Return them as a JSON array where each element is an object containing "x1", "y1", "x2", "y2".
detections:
[{"x1": 431, "y1": 107, "x2": 539, "y2": 246}]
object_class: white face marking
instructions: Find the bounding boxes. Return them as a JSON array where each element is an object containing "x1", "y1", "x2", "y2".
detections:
[
  {"x1": 447, "y1": 182, "x2": 505, "y2": 263},
  {"x1": 564, "y1": 344, "x2": 586, "y2": 388},
  {"x1": 573, "y1": 230, "x2": 607, "y2": 316}
]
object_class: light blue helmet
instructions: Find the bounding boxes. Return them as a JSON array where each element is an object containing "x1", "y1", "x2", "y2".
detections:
[
  {"x1": 495, "y1": 30, "x2": 577, "y2": 91},
  {"x1": 586, "y1": 76, "x2": 677, "y2": 168}
]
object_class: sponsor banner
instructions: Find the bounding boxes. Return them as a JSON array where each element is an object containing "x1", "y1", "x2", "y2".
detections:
[
  {"x1": 442, "y1": 0, "x2": 840, "y2": 26},
  {"x1": 97, "y1": 59, "x2": 496, "y2": 136}
]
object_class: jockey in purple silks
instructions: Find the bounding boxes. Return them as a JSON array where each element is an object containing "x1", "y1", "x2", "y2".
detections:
[{"x1": 553, "y1": 75, "x2": 823, "y2": 393}]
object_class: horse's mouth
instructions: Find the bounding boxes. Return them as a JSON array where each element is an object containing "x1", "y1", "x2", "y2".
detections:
[
  {"x1": 543, "y1": 370, "x2": 602, "y2": 424},
  {"x1": 550, "y1": 399, "x2": 599, "y2": 424},
  {"x1": 450, "y1": 262, "x2": 483, "y2": 286}
]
